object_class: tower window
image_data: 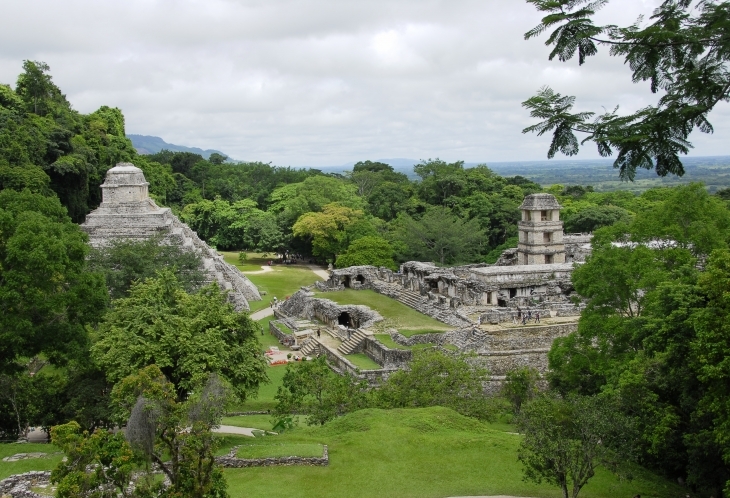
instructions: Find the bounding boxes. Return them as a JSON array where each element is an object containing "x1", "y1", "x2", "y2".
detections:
[
  {"x1": 545, "y1": 254, "x2": 553, "y2": 264},
  {"x1": 541, "y1": 210, "x2": 548, "y2": 221},
  {"x1": 543, "y1": 232, "x2": 551, "y2": 243}
]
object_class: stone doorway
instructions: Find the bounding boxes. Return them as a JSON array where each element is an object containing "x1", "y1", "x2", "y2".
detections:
[{"x1": 338, "y1": 311, "x2": 356, "y2": 328}]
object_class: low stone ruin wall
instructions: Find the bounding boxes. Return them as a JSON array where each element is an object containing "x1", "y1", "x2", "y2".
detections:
[
  {"x1": 389, "y1": 322, "x2": 577, "y2": 376},
  {"x1": 317, "y1": 342, "x2": 398, "y2": 384},
  {"x1": 269, "y1": 320, "x2": 295, "y2": 347},
  {"x1": 216, "y1": 446, "x2": 328, "y2": 468},
  {"x1": 0, "y1": 471, "x2": 51, "y2": 498},
  {"x1": 361, "y1": 337, "x2": 412, "y2": 369}
]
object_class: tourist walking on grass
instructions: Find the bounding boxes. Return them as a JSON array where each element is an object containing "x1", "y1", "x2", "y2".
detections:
[{"x1": 535, "y1": 311, "x2": 540, "y2": 323}]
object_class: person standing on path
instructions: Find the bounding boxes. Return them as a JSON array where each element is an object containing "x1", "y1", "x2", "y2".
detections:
[{"x1": 317, "y1": 328, "x2": 321, "y2": 338}]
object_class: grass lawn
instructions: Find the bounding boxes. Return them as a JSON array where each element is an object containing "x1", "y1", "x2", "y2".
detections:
[
  {"x1": 220, "y1": 251, "x2": 325, "y2": 313},
  {"x1": 224, "y1": 406, "x2": 685, "y2": 498},
  {"x1": 374, "y1": 334, "x2": 457, "y2": 351},
  {"x1": 315, "y1": 290, "x2": 451, "y2": 334},
  {"x1": 345, "y1": 353, "x2": 381, "y2": 370},
  {"x1": 276, "y1": 322, "x2": 293, "y2": 334},
  {"x1": 236, "y1": 443, "x2": 324, "y2": 459},
  {"x1": 0, "y1": 443, "x2": 62, "y2": 480},
  {"x1": 220, "y1": 251, "x2": 273, "y2": 272},
  {"x1": 249, "y1": 266, "x2": 324, "y2": 312},
  {"x1": 233, "y1": 363, "x2": 288, "y2": 412}
]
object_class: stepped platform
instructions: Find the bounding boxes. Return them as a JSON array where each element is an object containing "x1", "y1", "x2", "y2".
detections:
[{"x1": 81, "y1": 163, "x2": 260, "y2": 310}]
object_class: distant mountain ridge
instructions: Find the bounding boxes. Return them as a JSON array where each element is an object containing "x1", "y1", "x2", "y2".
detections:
[{"x1": 127, "y1": 134, "x2": 229, "y2": 160}]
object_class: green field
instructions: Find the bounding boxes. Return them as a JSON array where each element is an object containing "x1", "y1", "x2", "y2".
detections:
[
  {"x1": 0, "y1": 443, "x2": 62, "y2": 480},
  {"x1": 223, "y1": 406, "x2": 685, "y2": 498},
  {"x1": 315, "y1": 290, "x2": 451, "y2": 334},
  {"x1": 235, "y1": 363, "x2": 288, "y2": 412},
  {"x1": 0, "y1": 409, "x2": 686, "y2": 498},
  {"x1": 220, "y1": 251, "x2": 324, "y2": 312},
  {"x1": 346, "y1": 353, "x2": 381, "y2": 370}
]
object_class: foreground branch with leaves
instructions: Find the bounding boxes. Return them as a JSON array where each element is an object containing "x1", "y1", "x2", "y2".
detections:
[{"x1": 523, "y1": 0, "x2": 730, "y2": 179}]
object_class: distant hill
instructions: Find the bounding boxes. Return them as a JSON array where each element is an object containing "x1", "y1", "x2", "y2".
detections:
[{"x1": 127, "y1": 134, "x2": 229, "y2": 160}]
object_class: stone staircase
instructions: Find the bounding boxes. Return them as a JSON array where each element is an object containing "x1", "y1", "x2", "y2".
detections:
[
  {"x1": 300, "y1": 337, "x2": 320, "y2": 356},
  {"x1": 392, "y1": 289, "x2": 473, "y2": 328},
  {"x1": 337, "y1": 329, "x2": 371, "y2": 355}
]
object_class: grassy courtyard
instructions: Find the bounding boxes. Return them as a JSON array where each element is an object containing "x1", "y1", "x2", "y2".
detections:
[
  {"x1": 220, "y1": 251, "x2": 325, "y2": 312},
  {"x1": 0, "y1": 443, "x2": 62, "y2": 480},
  {"x1": 314, "y1": 289, "x2": 451, "y2": 335}
]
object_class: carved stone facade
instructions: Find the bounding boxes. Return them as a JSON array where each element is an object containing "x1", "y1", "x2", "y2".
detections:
[{"x1": 81, "y1": 163, "x2": 261, "y2": 310}]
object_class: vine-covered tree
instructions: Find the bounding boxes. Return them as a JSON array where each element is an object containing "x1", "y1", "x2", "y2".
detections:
[{"x1": 522, "y1": 0, "x2": 730, "y2": 179}]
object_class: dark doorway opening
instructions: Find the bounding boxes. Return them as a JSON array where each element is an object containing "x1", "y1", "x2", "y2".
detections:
[
  {"x1": 338, "y1": 312, "x2": 355, "y2": 328},
  {"x1": 498, "y1": 299, "x2": 507, "y2": 307},
  {"x1": 429, "y1": 281, "x2": 439, "y2": 293},
  {"x1": 343, "y1": 276, "x2": 351, "y2": 288},
  {"x1": 355, "y1": 274, "x2": 365, "y2": 285},
  {"x1": 509, "y1": 288, "x2": 517, "y2": 298}
]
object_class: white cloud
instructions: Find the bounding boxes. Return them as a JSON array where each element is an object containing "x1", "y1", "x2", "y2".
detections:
[{"x1": 0, "y1": 0, "x2": 727, "y2": 166}]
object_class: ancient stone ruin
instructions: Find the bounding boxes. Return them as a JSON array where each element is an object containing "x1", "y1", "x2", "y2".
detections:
[
  {"x1": 81, "y1": 163, "x2": 261, "y2": 310},
  {"x1": 274, "y1": 192, "x2": 592, "y2": 389}
]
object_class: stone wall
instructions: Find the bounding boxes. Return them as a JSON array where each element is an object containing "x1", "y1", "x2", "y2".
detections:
[
  {"x1": 277, "y1": 290, "x2": 383, "y2": 330},
  {"x1": 389, "y1": 322, "x2": 577, "y2": 376},
  {"x1": 269, "y1": 320, "x2": 295, "y2": 347},
  {"x1": 361, "y1": 337, "x2": 412, "y2": 369},
  {"x1": 215, "y1": 446, "x2": 328, "y2": 468},
  {"x1": 317, "y1": 342, "x2": 398, "y2": 384},
  {"x1": 0, "y1": 471, "x2": 51, "y2": 498}
]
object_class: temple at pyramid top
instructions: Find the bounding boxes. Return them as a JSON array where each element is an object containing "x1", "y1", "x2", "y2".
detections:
[{"x1": 81, "y1": 162, "x2": 261, "y2": 311}]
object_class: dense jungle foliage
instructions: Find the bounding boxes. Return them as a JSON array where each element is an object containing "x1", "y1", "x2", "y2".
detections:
[{"x1": 3, "y1": 59, "x2": 730, "y2": 497}]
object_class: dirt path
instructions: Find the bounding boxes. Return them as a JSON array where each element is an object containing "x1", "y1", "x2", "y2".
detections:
[
  {"x1": 307, "y1": 265, "x2": 330, "y2": 281},
  {"x1": 250, "y1": 307, "x2": 274, "y2": 321},
  {"x1": 213, "y1": 425, "x2": 260, "y2": 437},
  {"x1": 242, "y1": 265, "x2": 275, "y2": 275}
]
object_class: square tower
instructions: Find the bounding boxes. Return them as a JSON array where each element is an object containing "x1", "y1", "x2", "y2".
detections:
[{"x1": 517, "y1": 193, "x2": 566, "y2": 265}]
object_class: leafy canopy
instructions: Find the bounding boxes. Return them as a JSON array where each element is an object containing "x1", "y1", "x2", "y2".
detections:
[
  {"x1": 523, "y1": 0, "x2": 730, "y2": 179},
  {"x1": 91, "y1": 270, "x2": 267, "y2": 402}
]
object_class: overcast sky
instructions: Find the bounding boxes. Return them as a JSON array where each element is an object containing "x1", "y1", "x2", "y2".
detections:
[{"x1": 1, "y1": 0, "x2": 728, "y2": 167}]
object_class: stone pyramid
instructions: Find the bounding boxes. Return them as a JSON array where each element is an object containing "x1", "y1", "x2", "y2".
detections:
[{"x1": 81, "y1": 162, "x2": 261, "y2": 310}]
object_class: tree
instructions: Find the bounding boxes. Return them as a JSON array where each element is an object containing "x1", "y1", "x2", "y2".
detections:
[
  {"x1": 292, "y1": 203, "x2": 372, "y2": 262},
  {"x1": 335, "y1": 236, "x2": 397, "y2": 270},
  {"x1": 87, "y1": 236, "x2": 205, "y2": 300},
  {"x1": 522, "y1": 0, "x2": 730, "y2": 179},
  {"x1": 502, "y1": 366, "x2": 541, "y2": 414},
  {"x1": 51, "y1": 421, "x2": 144, "y2": 498},
  {"x1": 15, "y1": 60, "x2": 57, "y2": 116},
  {"x1": 563, "y1": 204, "x2": 632, "y2": 233},
  {"x1": 91, "y1": 270, "x2": 267, "y2": 402},
  {"x1": 269, "y1": 175, "x2": 364, "y2": 229},
  {"x1": 391, "y1": 206, "x2": 487, "y2": 265},
  {"x1": 547, "y1": 185, "x2": 730, "y2": 492},
  {"x1": 517, "y1": 394, "x2": 633, "y2": 498},
  {"x1": 376, "y1": 349, "x2": 492, "y2": 419},
  {"x1": 113, "y1": 365, "x2": 230, "y2": 498},
  {"x1": 274, "y1": 356, "x2": 368, "y2": 426},
  {"x1": 0, "y1": 190, "x2": 107, "y2": 374}
]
